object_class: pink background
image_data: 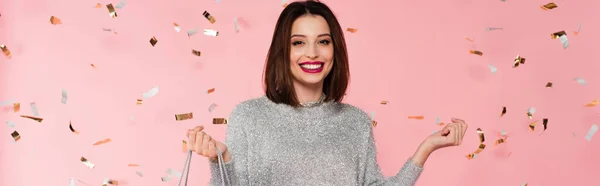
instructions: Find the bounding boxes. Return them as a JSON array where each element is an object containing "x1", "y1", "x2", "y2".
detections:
[{"x1": 1, "y1": 0, "x2": 599, "y2": 185}]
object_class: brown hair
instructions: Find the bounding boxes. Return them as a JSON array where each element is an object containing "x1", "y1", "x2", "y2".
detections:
[{"x1": 263, "y1": 0, "x2": 350, "y2": 107}]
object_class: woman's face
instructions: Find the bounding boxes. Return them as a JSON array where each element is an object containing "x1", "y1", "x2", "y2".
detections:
[{"x1": 289, "y1": 14, "x2": 334, "y2": 88}]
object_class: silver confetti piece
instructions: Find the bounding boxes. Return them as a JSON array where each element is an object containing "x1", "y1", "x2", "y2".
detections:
[
  {"x1": 187, "y1": 29, "x2": 199, "y2": 37},
  {"x1": 435, "y1": 117, "x2": 440, "y2": 125},
  {"x1": 161, "y1": 176, "x2": 171, "y2": 182},
  {"x1": 7, "y1": 121, "x2": 15, "y2": 128},
  {"x1": 585, "y1": 124, "x2": 598, "y2": 141},
  {"x1": 208, "y1": 103, "x2": 217, "y2": 113},
  {"x1": 69, "y1": 178, "x2": 75, "y2": 186},
  {"x1": 527, "y1": 107, "x2": 536, "y2": 119},
  {"x1": 62, "y1": 89, "x2": 68, "y2": 104},
  {"x1": 486, "y1": 27, "x2": 503, "y2": 31},
  {"x1": 115, "y1": 0, "x2": 127, "y2": 9},
  {"x1": 559, "y1": 35, "x2": 569, "y2": 49},
  {"x1": 488, "y1": 64, "x2": 497, "y2": 73},
  {"x1": 574, "y1": 78, "x2": 587, "y2": 85},
  {"x1": 136, "y1": 171, "x2": 144, "y2": 177},
  {"x1": 166, "y1": 168, "x2": 182, "y2": 178},
  {"x1": 204, "y1": 29, "x2": 218, "y2": 37},
  {"x1": 1, "y1": 99, "x2": 14, "y2": 106},
  {"x1": 577, "y1": 23, "x2": 582, "y2": 33},
  {"x1": 102, "y1": 28, "x2": 113, "y2": 32},
  {"x1": 142, "y1": 86, "x2": 159, "y2": 99},
  {"x1": 370, "y1": 111, "x2": 376, "y2": 119},
  {"x1": 234, "y1": 18, "x2": 240, "y2": 33},
  {"x1": 30, "y1": 102, "x2": 39, "y2": 116}
]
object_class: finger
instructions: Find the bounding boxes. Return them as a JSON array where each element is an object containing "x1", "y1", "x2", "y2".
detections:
[
  {"x1": 441, "y1": 127, "x2": 451, "y2": 136},
  {"x1": 194, "y1": 125, "x2": 205, "y2": 132},
  {"x1": 195, "y1": 132, "x2": 205, "y2": 155},
  {"x1": 208, "y1": 141, "x2": 217, "y2": 158},
  {"x1": 453, "y1": 125, "x2": 460, "y2": 145},
  {"x1": 202, "y1": 134, "x2": 211, "y2": 156},
  {"x1": 457, "y1": 123, "x2": 463, "y2": 145},
  {"x1": 188, "y1": 130, "x2": 197, "y2": 151},
  {"x1": 451, "y1": 118, "x2": 465, "y2": 124}
]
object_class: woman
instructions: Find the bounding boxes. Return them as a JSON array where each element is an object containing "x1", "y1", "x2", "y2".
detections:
[{"x1": 186, "y1": 1, "x2": 468, "y2": 185}]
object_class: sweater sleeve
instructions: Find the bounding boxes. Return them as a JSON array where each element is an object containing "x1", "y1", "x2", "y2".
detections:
[
  {"x1": 209, "y1": 104, "x2": 250, "y2": 186},
  {"x1": 361, "y1": 124, "x2": 424, "y2": 186}
]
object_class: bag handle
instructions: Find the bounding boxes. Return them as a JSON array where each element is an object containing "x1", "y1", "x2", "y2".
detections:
[{"x1": 178, "y1": 147, "x2": 230, "y2": 186}]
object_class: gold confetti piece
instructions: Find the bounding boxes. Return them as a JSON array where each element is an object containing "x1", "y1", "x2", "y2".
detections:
[
  {"x1": 527, "y1": 107, "x2": 536, "y2": 119},
  {"x1": 585, "y1": 124, "x2": 598, "y2": 141},
  {"x1": 207, "y1": 88, "x2": 215, "y2": 94},
  {"x1": 175, "y1": 112, "x2": 193, "y2": 121},
  {"x1": 136, "y1": 99, "x2": 143, "y2": 105},
  {"x1": 128, "y1": 164, "x2": 140, "y2": 166},
  {"x1": 465, "y1": 38, "x2": 474, "y2": 42},
  {"x1": 80, "y1": 157, "x2": 96, "y2": 169},
  {"x1": 551, "y1": 31, "x2": 567, "y2": 39},
  {"x1": 202, "y1": 11, "x2": 216, "y2": 24},
  {"x1": 50, "y1": 16, "x2": 62, "y2": 25},
  {"x1": 13, "y1": 103, "x2": 20, "y2": 112},
  {"x1": 149, "y1": 37, "x2": 158, "y2": 47},
  {"x1": 585, "y1": 100, "x2": 598, "y2": 107},
  {"x1": 20, "y1": 115, "x2": 43, "y2": 122},
  {"x1": 500, "y1": 106, "x2": 506, "y2": 117},
  {"x1": 528, "y1": 120, "x2": 538, "y2": 131},
  {"x1": 213, "y1": 118, "x2": 228, "y2": 124},
  {"x1": 192, "y1": 49, "x2": 201, "y2": 56},
  {"x1": 494, "y1": 137, "x2": 506, "y2": 146},
  {"x1": 513, "y1": 55, "x2": 525, "y2": 68},
  {"x1": 106, "y1": 4, "x2": 117, "y2": 18},
  {"x1": 469, "y1": 50, "x2": 483, "y2": 56},
  {"x1": 466, "y1": 144, "x2": 486, "y2": 160},
  {"x1": 347, "y1": 28, "x2": 358, "y2": 33},
  {"x1": 546, "y1": 82, "x2": 553, "y2": 88},
  {"x1": 408, "y1": 116, "x2": 424, "y2": 120},
  {"x1": 542, "y1": 118, "x2": 548, "y2": 131},
  {"x1": 173, "y1": 23, "x2": 181, "y2": 32},
  {"x1": 11, "y1": 131, "x2": 21, "y2": 142},
  {"x1": 95, "y1": 3, "x2": 102, "y2": 8},
  {"x1": 182, "y1": 140, "x2": 188, "y2": 152},
  {"x1": 102, "y1": 178, "x2": 119, "y2": 186},
  {"x1": 69, "y1": 121, "x2": 80, "y2": 134},
  {"x1": 541, "y1": 2, "x2": 558, "y2": 10},
  {"x1": 477, "y1": 128, "x2": 485, "y2": 143},
  {"x1": 372, "y1": 120, "x2": 377, "y2": 127},
  {"x1": 1, "y1": 44, "x2": 12, "y2": 58},
  {"x1": 93, "y1": 138, "x2": 112, "y2": 145},
  {"x1": 380, "y1": 101, "x2": 389, "y2": 105},
  {"x1": 208, "y1": 103, "x2": 217, "y2": 112},
  {"x1": 204, "y1": 29, "x2": 219, "y2": 37},
  {"x1": 90, "y1": 64, "x2": 97, "y2": 69}
]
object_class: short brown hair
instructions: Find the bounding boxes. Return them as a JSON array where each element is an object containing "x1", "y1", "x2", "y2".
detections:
[{"x1": 263, "y1": 0, "x2": 350, "y2": 107}]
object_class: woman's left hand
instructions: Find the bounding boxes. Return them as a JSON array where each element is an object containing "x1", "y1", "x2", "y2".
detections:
[{"x1": 422, "y1": 118, "x2": 469, "y2": 152}]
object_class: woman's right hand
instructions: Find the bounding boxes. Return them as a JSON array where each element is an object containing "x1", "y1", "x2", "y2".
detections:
[{"x1": 187, "y1": 125, "x2": 229, "y2": 163}]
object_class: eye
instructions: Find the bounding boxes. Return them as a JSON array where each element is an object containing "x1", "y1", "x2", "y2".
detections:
[
  {"x1": 292, "y1": 41, "x2": 304, "y2": 46},
  {"x1": 319, "y1": 39, "x2": 331, "y2": 45}
]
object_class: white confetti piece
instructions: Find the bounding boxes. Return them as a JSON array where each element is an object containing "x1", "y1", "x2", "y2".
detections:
[
  {"x1": 7, "y1": 121, "x2": 15, "y2": 128},
  {"x1": 166, "y1": 168, "x2": 182, "y2": 178},
  {"x1": 142, "y1": 86, "x2": 159, "y2": 99},
  {"x1": 115, "y1": 0, "x2": 126, "y2": 9},
  {"x1": 174, "y1": 23, "x2": 181, "y2": 32},
  {"x1": 136, "y1": 171, "x2": 144, "y2": 177},
  {"x1": 527, "y1": 107, "x2": 536, "y2": 119},
  {"x1": 204, "y1": 29, "x2": 218, "y2": 37},
  {"x1": 233, "y1": 18, "x2": 240, "y2": 33},
  {"x1": 574, "y1": 78, "x2": 587, "y2": 85},
  {"x1": 69, "y1": 178, "x2": 75, "y2": 186},
  {"x1": 129, "y1": 116, "x2": 135, "y2": 121},
  {"x1": 62, "y1": 89, "x2": 68, "y2": 104},
  {"x1": 208, "y1": 103, "x2": 217, "y2": 113},
  {"x1": 435, "y1": 117, "x2": 440, "y2": 125},
  {"x1": 161, "y1": 176, "x2": 171, "y2": 182},
  {"x1": 585, "y1": 124, "x2": 598, "y2": 142},
  {"x1": 187, "y1": 29, "x2": 198, "y2": 37},
  {"x1": 500, "y1": 130, "x2": 508, "y2": 136},
  {"x1": 30, "y1": 102, "x2": 39, "y2": 116},
  {"x1": 559, "y1": 35, "x2": 569, "y2": 49},
  {"x1": 0, "y1": 99, "x2": 14, "y2": 106},
  {"x1": 370, "y1": 111, "x2": 376, "y2": 119},
  {"x1": 486, "y1": 27, "x2": 503, "y2": 31},
  {"x1": 282, "y1": 0, "x2": 287, "y2": 6},
  {"x1": 81, "y1": 157, "x2": 96, "y2": 169},
  {"x1": 488, "y1": 64, "x2": 497, "y2": 73}
]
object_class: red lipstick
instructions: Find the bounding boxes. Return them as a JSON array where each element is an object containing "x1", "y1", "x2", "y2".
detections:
[{"x1": 299, "y1": 61, "x2": 324, "y2": 73}]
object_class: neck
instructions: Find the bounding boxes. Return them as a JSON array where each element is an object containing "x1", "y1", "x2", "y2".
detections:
[{"x1": 293, "y1": 81, "x2": 324, "y2": 104}]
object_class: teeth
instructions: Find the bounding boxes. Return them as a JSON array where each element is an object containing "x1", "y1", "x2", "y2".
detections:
[{"x1": 300, "y1": 64, "x2": 322, "y2": 69}]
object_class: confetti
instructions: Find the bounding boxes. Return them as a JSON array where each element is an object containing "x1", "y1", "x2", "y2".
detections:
[
  {"x1": 584, "y1": 100, "x2": 598, "y2": 107},
  {"x1": 0, "y1": 99, "x2": 14, "y2": 106},
  {"x1": 469, "y1": 50, "x2": 483, "y2": 56},
  {"x1": 149, "y1": 36, "x2": 158, "y2": 46},
  {"x1": 128, "y1": 164, "x2": 140, "y2": 167},
  {"x1": 62, "y1": 89, "x2": 68, "y2": 104},
  {"x1": 541, "y1": 2, "x2": 558, "y2": 10},
  {"x1": 574, "y1": 23, "x2": 581, "y2": 35},
  {"x1": 408, "y1": 116, "x2": 424, "y2": 120},
  {"x1": 70, "y1": 178, "x2": 75, "y2": 186},
  {"x1": 488, "y1": 64, "x2": 497, "y2": 73},
  {"x1": 494, "y1": 137, "x2": 506, "y2": 146},
  {"x1": 521, "y1": 183, "x2": 528, "y2": 186},
  {"x1": 372, "y1": 121, "x2": 377, "y2": 127},
  {"x1": 187, "y1": 29, "x2": 199, "y2": 37},
  {"x1": 528, "y1": 120, "x2": 537, "y2": 131},
  {"x1": 175, "y1": 112, "x2": 194, "y2": 121},
  {"x1": 182, "y1": 140, "x2": 188, "y2": 152},
  {"x1": 551, "y1": 31, "x2": 566, "y2": 39},
  {"x1": 1, "y1": 44, "x2": 11, "y2": 58},
  {"x1": 13, "y1": 103, "x2": 20, "y2": 112},
  {"x1": 347, "y1": 28, "x2": 358, "y2": 33},
  {"x1": 69, "y1": 121, "x2": 80, "y2": 134},
  {"x1": 486, "y1": 27, "x2": 503, "y2": 31},
  {"x1": 207, "y1": 88, "x2": 215, "y2": 94},
  {"x1": 213, "y1": 118, "x2": 228, "y2": 124},
  {"x1": 166, "y1": 168, "x2": 182, "y2": 178},
  {"x1": 585, "y1": 124, "x2": 598, "y2": 141},
  {"x1": 208, "y1": 103, "x2": 217, "y2": 112},
  {"x1": 546, "y1": 82, "x2": 553, "y2": 88},
  {"x1": 11, "y1": 131, "x2": 21, "y2": 142},
  {"x1": 500, "y1": 106, "x2": 506, "y2": 117},
  {"x1": 7, "y1": 121, "x2": 15, "y2": 128},
  {"x1": 202, "y1": 11, "x2": 216, "y2": 24},
  {"x1": 95, "y1": 3, "x2": 102, "y2": 8},
  {"x1": 106, "y1": 4, "x2": 117, "y2": 18},
  {"x1": 192, "y1": 49, "x2": 201, "y2": 56},
  {"x1": 20, "y1": 115, "x2": 43, "y2": 122},
  {"x1": 465, "y1": 38, "x2": 474, "y2": 42},
  {"x1": 574, "y1": 78, "x2": 587, "y2": 85},
  {"x1": 30, "y1": 102, "x2": 39, "y2": 116},
  {"x1": 204, "y1": 29, "x2": 218, "y2": 37},
  {"x1": 234, "y1": 18, "x2": 240, "y2": 33},
  {"x1": 115, "y1": 0, "x2": 127, "y2": 9},
  {"x1": 477, "y1": 128, "x2": 485, "y2": 143},
  {"x1": 91, "y1": 64, "x2": 97, "y2": 68},
  {"x1": 558, "y1": 35, "x2": 569, "y2": 49},
  {"x1": 380, "y1": 101, "x2": 389, "y2": 105},
  {"x1": 161, "y1": 176, "x2": 171, "y2": 182},
  {"x1": 467, "y1": 128, "x2": 486, "y2": 159},
  {"x1": 102, "y1": 28, "x2": 118, "y2": 34},
  {"x1": 527, "y1": 107, "x2": 536, "y2": 119},
  {"x1": 435, "y1": 117, "x2": 445, "y2": 126},
  {"x1": 136, "y1": 99, "x2": 143, "y2": 105},
  {"x1": 142, "y1": 86, "x2": 159, "y2": 99},
  {"x1": 173, "y1": 23, "x2": 181, "y2": 32},
  {"x1": 102, "y1": 178, "x2": 118, "y2": 186},
  {"x1": 80, "y1": 157, "x2": 96, "y2": 169},
  {"x1": 136, "y1": 171, "x2": 144, "y2": 177},
  {"x1": 513, "y1": 55, "x2": 525, "y2": 68},
  {"x1": 542, "y1": 118, "x2": 548, "y2": 131},
  {"x1": 93, "y1": 138, "x2": 112, "y2": 146},
  {"x1": 50, "y1": 16, "x2": 62, "y2": 25}
]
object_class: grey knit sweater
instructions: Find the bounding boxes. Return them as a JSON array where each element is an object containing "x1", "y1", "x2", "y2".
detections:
[{"x1": 209, "y1": 96, "x2": 423, "y2": 185}]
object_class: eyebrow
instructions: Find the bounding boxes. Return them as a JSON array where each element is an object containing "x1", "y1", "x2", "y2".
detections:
[{"x1": 290, "y1": 33, "x2": 331, "y2": 38}]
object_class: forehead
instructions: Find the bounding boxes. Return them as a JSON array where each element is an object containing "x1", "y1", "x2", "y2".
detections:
[{"x1": 291, "y1": 15, "x2": 330, "y2": 35}]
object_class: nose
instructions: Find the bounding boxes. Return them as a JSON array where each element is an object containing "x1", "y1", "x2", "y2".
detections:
[{"x1": 304, "y1": 44, "x2": 319, "y2": 59}]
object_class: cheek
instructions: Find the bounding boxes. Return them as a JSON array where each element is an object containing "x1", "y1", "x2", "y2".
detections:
[{"x1": 290, "y1": 47, "x2": 303, "y2": 63}]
